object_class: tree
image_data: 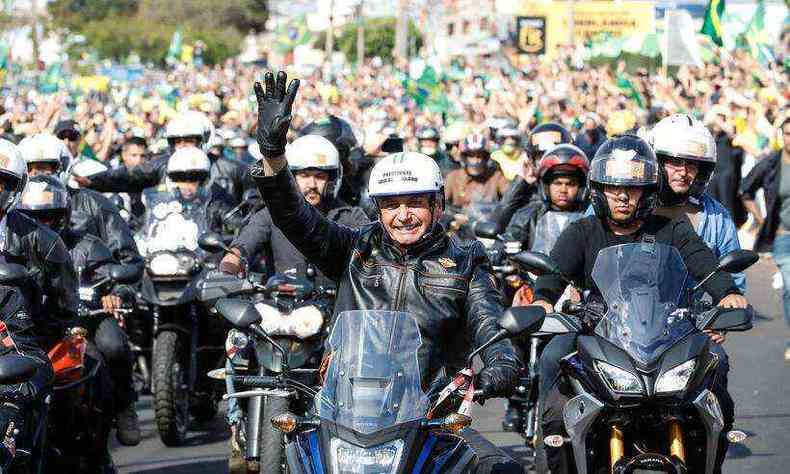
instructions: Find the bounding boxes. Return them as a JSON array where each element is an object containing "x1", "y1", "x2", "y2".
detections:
[
  {"x1": 46, "y1": 0, "x2": 264, "y2": 65},
  {"x1": 319, "y1": 17, "x2": 423, "y2": 61}
]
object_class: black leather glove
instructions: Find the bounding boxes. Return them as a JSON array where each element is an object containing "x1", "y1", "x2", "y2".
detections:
[
  {"x1": 478, "y1": 362, "x2": 519, "y2": 399},
  {"x1": 254, "y1": 71, "x2": 300, "y2": 158}
]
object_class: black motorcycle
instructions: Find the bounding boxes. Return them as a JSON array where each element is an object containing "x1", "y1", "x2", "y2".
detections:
[
  {"x1": 197, "y1": 234, "x2": 333, "y2": 474},
  {"x1": 521, "y1": 244, "x2": 757, "y2": 474},
  {"x1": 215, "y1": 305, "x2": 545, "y2": 474},
  {"x1": 134, "y1": 188, "x2": 226, "y2": 446}
]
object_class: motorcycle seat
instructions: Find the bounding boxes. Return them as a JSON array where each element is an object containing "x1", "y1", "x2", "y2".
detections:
[{"x1": 0, "y1": 354, "x2": 41, "y2": 384}]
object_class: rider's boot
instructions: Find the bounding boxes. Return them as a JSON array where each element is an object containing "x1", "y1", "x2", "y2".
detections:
[
  {"x1": 229, "y1": 422, "x2": 247, "y2": 474},
  {"x1": 502, "y1": 398, "x2": 524, "y2": 433},
  {"x1": 116, "y1": 404, "x2": 141, "y2": 446}
]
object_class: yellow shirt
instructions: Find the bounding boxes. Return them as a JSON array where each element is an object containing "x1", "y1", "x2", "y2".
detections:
[{"x1": 491, "y1": 150, "x2": 525, "y2": 181}]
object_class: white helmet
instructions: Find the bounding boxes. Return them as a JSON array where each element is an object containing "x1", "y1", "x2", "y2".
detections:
[
  {"x1": 368, "y1": 152, "x2": 443, "y2": 199},
  {"x1": 285, "y1": 135, "x2": 343, "y2": 199},
  {"x1": 19, "y1": 133, "x2": 71, "y2": 172},
  {"x1": 0, "y1": 139, "x2": 29, "y2": 214},
  {"x1": 167, "y1": 147, "x2": 211, "y2": 180},
  {"x1": 650, "y1": 114, "x2": 717, "y2": 199},
  {"x1": 183, "y1": 110, "x2": 215, "y2": 152},
  {"x1": 165, "y1": 112, "x2": 206, "y2": 148},
  {"x1": 67, "y1": 158, "x2": 108, "y2": 189}
]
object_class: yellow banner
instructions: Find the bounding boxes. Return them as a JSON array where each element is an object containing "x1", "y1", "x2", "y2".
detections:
[
  {"x1": 72, "y1": 75, "x2": 110, "y2": 93},
  {"x1": 517, "y1": 1, "x2": 655, "y2": 56}
]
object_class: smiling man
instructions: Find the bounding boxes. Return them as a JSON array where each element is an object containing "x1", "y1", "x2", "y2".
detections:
[{"x1": 247, "y1": 71, "x2": 523, "y2": 473}]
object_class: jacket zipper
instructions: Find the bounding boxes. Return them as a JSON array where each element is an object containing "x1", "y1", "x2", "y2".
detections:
[{"x1": 393, "y1": 265, "x2": 407, "y2": 311}]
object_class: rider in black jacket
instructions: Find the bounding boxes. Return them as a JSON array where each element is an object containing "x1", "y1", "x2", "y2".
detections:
[
  {"x1": 221, "y1": 134, "x2": 368, "y2": 286},
  {"x1": 17, "y1": 175, "x2": 141, "y2": 450},
  {"x1": 530, "y1": 136, "x2": 747, "y2": 474},
  {"x1": 0, "y1": 140, "x2": 78, "y2": 466},
  {"x1": 249, "y1": 72, "x2": 523, "y2": 473},
  {"x1": 18, "y1": 133, "x2": 143, "y2": 271}
]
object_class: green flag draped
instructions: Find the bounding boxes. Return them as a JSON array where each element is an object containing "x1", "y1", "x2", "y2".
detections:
[
  {"x1": 616, "y1": 72, "x2": 644, "y2": 109},
  {"x1": 737, "y1": 0, "x2": 774, "y2": 65},
  {"x1": 701, "y1": 0, "x2": 726, "y2": 46}
]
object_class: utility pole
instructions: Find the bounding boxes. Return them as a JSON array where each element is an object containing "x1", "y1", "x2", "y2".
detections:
[
  {"x1": 356, "y1": 0, "x2": 364, "y2": 65},
  {"x1": 394, "y1": 0, "x2": 409, "y2": 61},
  {"x1": 325, "y1": 0, "x2": 335, "y2": 64}
]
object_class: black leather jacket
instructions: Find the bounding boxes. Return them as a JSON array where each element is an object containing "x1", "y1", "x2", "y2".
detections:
[
  {"x1": 2, "y1": 211, "x2": 78, "y2": 330},
  {"x1": 253, "y1": 168, "x2": 520, "y2": 384},
  {"x1": 69, "y1": 187, "x2": 143, "y2": 270},
  {"x1": 494, "y1": 176, "x2": 538, "y2": 234},
  {"x1": 231, "y1": 197, "x2": 369, "y2": 288},
  {"x1": 87, "y1": 152, "x2": 253, "y2": 206}
]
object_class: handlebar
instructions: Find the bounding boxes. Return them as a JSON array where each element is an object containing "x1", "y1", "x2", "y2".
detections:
[
  {"x1": 228, "y1": 374, "x2": 279, "y2": 387},
  {"x1": 80, "y1": 307, "x2": 133, "y2": 317}
]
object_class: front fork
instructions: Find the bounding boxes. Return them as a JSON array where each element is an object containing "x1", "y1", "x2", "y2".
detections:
[
  {"x1": 523, "y1": 337, "x2": 540, "y2": 442},
  {"x1": 608, "y1": 419, "x2": 686, "y2": 473}
]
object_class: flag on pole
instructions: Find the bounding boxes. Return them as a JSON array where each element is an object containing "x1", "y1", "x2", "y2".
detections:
[
  {"x1": 166, "y1": 28, "x2": 183, "y2": 65},
  {"x1": 700, "y1": 0, "x2": 726, "y2": 46}
]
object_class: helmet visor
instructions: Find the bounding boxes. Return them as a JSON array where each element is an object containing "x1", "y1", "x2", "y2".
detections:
[
  {"x1": 590, "y1": 152, "x2": 658, "y2": 186},
  {"x1": 168, "y1": 171, "x2": 209, "y2": 183},
  {"x1": 18, "y1": 188, "x2": 69, "y2": 212}
]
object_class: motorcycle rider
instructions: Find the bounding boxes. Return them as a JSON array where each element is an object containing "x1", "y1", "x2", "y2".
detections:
[
  {"x1": 17, "y1": 133, "x2": 144, "y2": 279},
  {"x1": 444, "y1": 133, "x2": 509, "y2": 233},
  {"x1": 648, "y1": 113, "x2": 745, "y2": 467},
  {"x1": 491, "y1": 127, "x2": 527, "y2": 182},
  {"x1": 495, "y1": 123, "x2": 575, "y2": 233},
  {"x1": 159, "y1": 147, "x2": 237, "y2": 234},
  {"x1": 17, "y1": 175, "x2": 141, "y2": 448},
  {"x1": 71, "y1": 111, "x2": 251, "y2": 206},
  {"x1": 529, "y1": 135, "x2": 747, "y2": 474},
  {"x1": 220, "y1": 134, "x2": 368, "y2": 281},
  {"x1": 499, "y1": 144, "x2": 590, "y2": 432},
  {"x1": 249, "y1": 71, "x2": 523, "y2": 472},
  {"x1": 417, "y1": 126, "x2": 455, "y2": 177},
  {"x1": 0, "y1": 139, "x2": 79, "y2": 467}
]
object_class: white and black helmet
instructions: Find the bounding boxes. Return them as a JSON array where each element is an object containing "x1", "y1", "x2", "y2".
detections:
[
  {"x1": 165, "y1": 112, "x2": 208, "y2": 150},
  {"x1": 167, "y1": 147, "x2": 211, "y2": 184},
  {"x1": 285, "y1": 135, "x2": 343, "y2": 199},
  {"x1": 18, "y1": 133, "x2": 72, "y2": 173},
  {"x1": 649, "y1": 114, "x2": 717, "y2": 204},
  {"x1": 0, "y1": 139, "x2": 29, "y2": 214}
]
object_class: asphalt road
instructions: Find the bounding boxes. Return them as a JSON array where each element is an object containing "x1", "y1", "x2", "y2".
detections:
[{"x1": 114, "y1": 257, "x2": 790, "y2": 473}]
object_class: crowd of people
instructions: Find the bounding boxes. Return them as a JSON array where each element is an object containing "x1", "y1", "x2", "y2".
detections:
[{"x1": 0, "y1": 28, "x2": 785, "y2": 472}]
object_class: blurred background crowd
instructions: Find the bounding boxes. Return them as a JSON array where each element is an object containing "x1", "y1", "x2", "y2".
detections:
[{"x1": 0, "y1": 0, "x2": 786, "y2": 240}]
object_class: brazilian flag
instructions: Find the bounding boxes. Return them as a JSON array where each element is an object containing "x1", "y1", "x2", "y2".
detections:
[{"x1": 701, "y1": 0, "x2": 726, "y2": 47}]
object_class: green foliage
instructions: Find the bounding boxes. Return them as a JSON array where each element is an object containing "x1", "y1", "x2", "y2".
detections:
[
  {"x1": 318, "y1": 17, "x2": 423, "y2": 61},
  {"x1": 46, "y1": 0, "x2": 260, "y2": 65}
]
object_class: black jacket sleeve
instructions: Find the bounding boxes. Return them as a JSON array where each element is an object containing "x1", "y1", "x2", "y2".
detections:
[
  {"x1": 495, "y1": 177, "x2": 537, "y2": 233},
  {"x1": 252, "y1": 167, "x2": 359, "y2": 282},
  {"x1": 80, "y1": 190, "x2": 143, "y2": 269},
  {"x1": 88, "y1": 156, "x2": 166, "y2": 193},
  {"x1": 230, "y1": 208, "x2": 273, "y2": 261},
  {"x1": 738, "y1": 153, "x2": 775, "y2": 200},
  {"x1": 37, "y1": 231, "x2": 79, "y2": 321}
]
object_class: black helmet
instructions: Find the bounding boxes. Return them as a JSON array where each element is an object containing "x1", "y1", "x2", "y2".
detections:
[
  {"x1": 537, "y1": 144, "x2": 590, "y2": 206},
  {"x1": 589, "y1": 135, "x2": 659, "y2": 225},
  {"x1": 17, "y1": 174, "x2": 71, "y2": 234},
  {"x1": 526, "y1": 122, "x2": 573, "y2": 161},
  {"x1": 300, "y1": 116, "x2": 359, "y2": 162}
]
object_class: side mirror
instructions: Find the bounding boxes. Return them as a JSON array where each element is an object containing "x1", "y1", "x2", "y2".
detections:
[
  {"x1": 0, "y1": 264, "x2": 31, "y2": 285},
  {"x1": 109, "y1": 264, "x2": 143, "y2": 284},
  {"x1": 498, "y1": 306, "x2": 547, "y2": 337},
  {"x1": 717, "y1": 250, "x2": 758, "y2": 274},
  {"x1": 199, "y1": 232, "x2": 230, "y2": 253},
  {"x1": 473, "y1": 221, "x2": 500, "y2": 240},
  {"x1": 216, "y1": 298, "x2": 262, "y2": 329},
  {"x1": 704, "y1": 307, "x2": 754, "y2": 332},
  {"x1": 511, "y1": 251, "x2": 562, "y2": 276}
]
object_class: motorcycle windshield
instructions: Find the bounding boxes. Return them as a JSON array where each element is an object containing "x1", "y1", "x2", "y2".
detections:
[
  {"x1": 135, "y1": 188, "x2": 210, "y2": 256},
  {"x1": 318, "y1": 310, "x2": 430, "y2": 435},
  {"x1": 592, "y1": 243, "x2": 696, "y2": 366},
  {"x1": 530, "y1": 211, "x2": 584, "y2": 254}
]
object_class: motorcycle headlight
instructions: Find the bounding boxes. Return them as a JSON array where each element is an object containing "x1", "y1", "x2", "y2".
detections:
[
  {"x1": 78, "y1": 287, "x2": 95, "y2": 301},
  {"x1": 594, "y1": 360, "x2": 642, "y2": 394},
  {"x1": 255, "y1": 303, "x2": 324, "y2": 338},
  {"x1": 149, "y1": 253, "x2": 194, "y2": 276},
  {"x1": 330, "y1": 438, "x2": 404, "y2": 474},
  {"x1": 655, "y1": 359, "x2": 697, "y2": 394}
]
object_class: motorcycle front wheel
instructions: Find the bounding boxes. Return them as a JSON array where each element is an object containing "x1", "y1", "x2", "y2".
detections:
[
  {"x1": 153, "y1": 330, "x2": 190, "y2": 446},
  {"x1": 260, "y1": 395, "x2": 288, "y2": 473}
]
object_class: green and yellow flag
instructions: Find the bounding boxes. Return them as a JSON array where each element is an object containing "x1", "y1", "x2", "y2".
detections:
[{"x1": 701, "y1": 0, "x2": 726, "y2": 46}]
